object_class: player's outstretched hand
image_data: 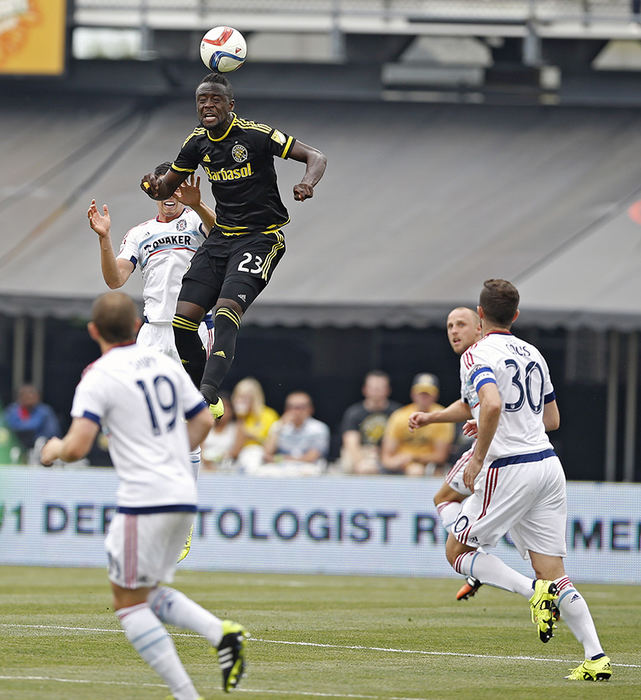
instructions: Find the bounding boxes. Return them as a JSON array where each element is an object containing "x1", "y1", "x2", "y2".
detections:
[
  {"x1": 293, "y1": 183, "x2": 314, "y2": 201},
  {"x1": 175, "y1": 174, "x2": 201, "y2": 208},
  {"x1": 408, "y1": 411, "x2": 431, "y2": 432},
  {"x1": 88, "y1": 199, "x2": 111, "y2": 238},
  {"x1": 140, "y1": 173, "x2": 159, "y2": 199},
  {"x1": 40, "y1": 437, "x2": 62, "y2": 467}
]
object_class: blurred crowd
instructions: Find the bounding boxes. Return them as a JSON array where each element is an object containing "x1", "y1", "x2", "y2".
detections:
[{"x1": 2, "y1": 371, "x2": 471, "y2": 477}]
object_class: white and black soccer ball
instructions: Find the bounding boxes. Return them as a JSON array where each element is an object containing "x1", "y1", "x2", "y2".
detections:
[{"x1": 200, "y1": 26, "x2": 247, "y2": 73}]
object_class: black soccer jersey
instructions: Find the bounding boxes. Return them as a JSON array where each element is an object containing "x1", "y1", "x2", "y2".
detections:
[{"x1": 171, "y1": 113, "x2": 296, "y2": 234}]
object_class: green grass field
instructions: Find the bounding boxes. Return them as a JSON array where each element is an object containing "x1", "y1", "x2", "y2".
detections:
[{"x1": 0, "y1": 566, "x2": 639, "y2": 700}]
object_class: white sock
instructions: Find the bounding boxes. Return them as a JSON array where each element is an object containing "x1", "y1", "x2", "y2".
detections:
[
  {"x1": 554, "y1": 576, "x2": 604, "y2": 658},
  {"x1": 116, "y1": 602, "x2": 199, "y2": 700},
  {"x1": 454, "y1": 550, "x2": 533, "y2": 597},
  {"x1": 436, "y1": 501, "x2": 463, "y2": 534},
  {"x1": 189, "y1": 446, "x2": 201, "y2": 480},
  {"x1": 148, "y1": 586, "x2": 223, "y2": 647}
]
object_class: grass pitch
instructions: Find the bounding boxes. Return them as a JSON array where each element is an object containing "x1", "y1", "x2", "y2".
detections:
[{"x1": 0, "y1": 566, "x2": 639, "y2": 699}]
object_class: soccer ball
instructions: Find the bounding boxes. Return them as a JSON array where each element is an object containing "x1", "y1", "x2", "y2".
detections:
[{"x1": 200, "y1": 26, "x2": 247, "y2": 73}]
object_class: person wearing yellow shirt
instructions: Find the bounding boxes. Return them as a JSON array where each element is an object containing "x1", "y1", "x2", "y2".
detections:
[
  {"x1": 381, "y1": 373, "x2": 454, "y2": 476},
  {"x1": 229, "y1": 377, "x2": 279, "y2": 470}
]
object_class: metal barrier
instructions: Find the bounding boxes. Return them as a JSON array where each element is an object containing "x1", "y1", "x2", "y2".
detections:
[{"x1": 73, "y1": 1, "x2": 640, "y2": 29}]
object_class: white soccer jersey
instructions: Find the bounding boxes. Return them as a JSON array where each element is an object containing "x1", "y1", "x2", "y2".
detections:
[
  {"x1": 71, "y1": 343, "x2": 207, "y2": 509},
  {"x1": 117, "y1": 208, "x2": 206, "y2": 322},
  {"x1": 460, "y1": 331, "x2": 555, "y2": 465}
]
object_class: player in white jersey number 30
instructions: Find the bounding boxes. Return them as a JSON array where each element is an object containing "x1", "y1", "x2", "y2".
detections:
[
  {"x1": 433, "y1": 280, "x2": 610, "y2": 682},
  {"x1": 41, "y1": 292, "x2": 249, "y2": 698}
]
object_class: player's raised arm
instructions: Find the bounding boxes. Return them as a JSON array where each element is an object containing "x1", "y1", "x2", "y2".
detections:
[
  {"x1": 88, "y1": 200, "x2": 134, "y2": 289},
  {"x1": 140, "y1": 168, "x2": 189, "y2": 201},
  {"x1": 287, "y1": 140, "x2": 327, "y2": 201}
]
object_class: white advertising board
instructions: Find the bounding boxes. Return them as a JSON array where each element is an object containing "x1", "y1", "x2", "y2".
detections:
[{"x1": 0, "y1": 467, "x2": 638, "y2": 583}]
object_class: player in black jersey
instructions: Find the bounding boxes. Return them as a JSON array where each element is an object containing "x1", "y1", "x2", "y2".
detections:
[{"x1": 140, "y1": 73, "x2": 327, "y2": 418}]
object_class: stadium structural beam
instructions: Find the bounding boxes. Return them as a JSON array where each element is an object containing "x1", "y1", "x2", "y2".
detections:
[
  {"x1": 604, "y1": 331, "x2": 619, "y2": 482},
  {"x1": 623, "y1": 331, "x2": 638, "y2": 482},
  {"x1": 11, "y1": 317, "x2": 26, "y2": 398}
]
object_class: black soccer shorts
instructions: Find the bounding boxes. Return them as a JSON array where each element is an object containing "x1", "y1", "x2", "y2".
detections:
[{"x1": 178, "y1": 228, "x2": 286, "y2": 313}]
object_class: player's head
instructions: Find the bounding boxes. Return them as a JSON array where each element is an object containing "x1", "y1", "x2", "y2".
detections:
[
  {"x1": 153, "y1": 161, "x2": 185, "y2": 221},
  {"x1": 478, "y1": 279, "x2": 520, "y2": 329},
  {"x1": 89, "y1": 292, "x2": 139, "y2": 347},
  {"x1": 446, "y1": 307, "x2": 481, "y2": 355},
  {"x1": 196, "y1": 73, "x2": 235, "y2": 130}
]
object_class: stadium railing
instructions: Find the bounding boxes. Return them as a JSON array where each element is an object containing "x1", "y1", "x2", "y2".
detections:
[{"x1": 74, "y1": 1, "x2": 641, "y2": 36}]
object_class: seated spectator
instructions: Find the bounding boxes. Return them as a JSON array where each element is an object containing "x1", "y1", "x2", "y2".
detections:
[
  {"x1": 261, "y1": 391, "x2": 330, "y2": 474},
  {"x1": 340, "y1": 370, "x2": 400, "y2": 474},
  {"x1": 381, "y1": 373, "x2": 454, "y2": 477},
  {"x1": 201, "y1": 394, "x2": 237, "y2": 471},
  {"x1": 5, "y1": 384, "x2": 61, "y2": 464},
  {"x1": 229, "y1": 377, "x2": 279, "y2": 471}
]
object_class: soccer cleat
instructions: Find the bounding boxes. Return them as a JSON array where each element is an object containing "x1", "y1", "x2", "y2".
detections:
[
  {"x1": 565, "y1": 656, "x2": 612, "y2": 681},
  {"x1": 177, "y1": 524, "x2": 193, "y2": 563},
  {"x1": 215, "y1": 620, "x2": 249, "y2": 692},
  {"x1": 456, "y1": 576, "x2": 483, "y2": 601},
  {"x1": 529, "y1": 579, "x2": 558, "y2": 643},
  {"x1": 209, "y1": 397, "x2": 225, "y2": 420}
]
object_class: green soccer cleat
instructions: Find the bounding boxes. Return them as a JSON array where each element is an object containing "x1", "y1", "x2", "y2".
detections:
[
  {"x1": 565, "y1": 656, "x2": 612, "y2": 681},
  {"x1": 529, "y1": 579, "x2": 558, "y2": 643},
  {"x1": 209, "y1": 397, "x2": 225, "y2": 420},
  {"x1": 215, "y1": 620, "x2": 249, "y2": 692},
  {"x1": 177, "y1": 524, "x2": 193, "y2": 563}
]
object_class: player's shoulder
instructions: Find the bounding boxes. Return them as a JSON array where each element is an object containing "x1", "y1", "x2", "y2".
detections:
[
  {"x1": 182, "y1": 126, "x2": 207, "y2": 146},
  {"x1": 124, "y1": 217, "x2": 155, "y2": 240},
  {"x1": 234, "y1": 114, "x2": 273, "y2": 134}
]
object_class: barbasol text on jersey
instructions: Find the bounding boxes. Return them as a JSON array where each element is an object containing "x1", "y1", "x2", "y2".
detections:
[{"x1": 204, "y1": 162, "x2": 252, "y2": 182}]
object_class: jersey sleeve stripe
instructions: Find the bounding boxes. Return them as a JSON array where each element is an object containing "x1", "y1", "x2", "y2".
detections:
[
  {"x1": 544, "y1": 391, "x2": 556, "y2": 403},
  {"x1": 185, "y1": 399, "x2": 207, "y2": 420},
  {"x1": 281, "y1": 136, "x2": 295, "y2": 158},
  {"x1": 475, "y1": 377, "x2": 497, "y2": 391},
  {"x1": 82, "y1": 410, "x2": 101, "y2": 425},
  {"x1": 171, "y1": 163, "x2": 196, "y2": 173}
]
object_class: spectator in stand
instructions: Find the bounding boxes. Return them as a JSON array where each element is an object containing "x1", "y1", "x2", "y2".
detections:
[
  {"x1": 5, "y1": 384, "x2": 61, "y2": 463},
  {"x1": 381, "y1": 373, "x2": 454, "y2": 476},
  {"x1": 201, "y1": 394, "x2": 237, "y2": 471},
  {"x1": 229, "y1": 377, "x2": 279, "y2": 471},
  {"x1": 262, "y1": 391, "x2": 330, "y2": 472},
  {"x1": 340, "y1": 370, "x2": 401, "y2": 474}
]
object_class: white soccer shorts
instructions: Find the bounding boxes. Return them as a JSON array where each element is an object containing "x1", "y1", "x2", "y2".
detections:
[
  {"x1": 452, "y1": 450, "x2": 567, "y2": 559},
  {"x1": 444, "y1": 446, "x2": 474, "y2": 497},
  {"x1": 105, "y1": 511, "x2": 195, "y2": 589},
  {"x1": 137, "y1": 321, "x2": 213, "y2": 361}
]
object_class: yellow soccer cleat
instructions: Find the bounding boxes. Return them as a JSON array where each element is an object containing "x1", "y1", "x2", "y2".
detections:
[
  {"x1": 565, "y1": 655, "x2": 612, "y2": 681},
  {"x1": 215, "y1": 620, "x2": 249, "y2": 692},
  {"x1": 209, "y1": 397, "x2": 225, "y2": 420},
  {"x1": 529, "y1": 579, "x2": 558, "y2": 643},
  {"x1": 177, "y1": 525, "x2": 193, "y2": 563}
]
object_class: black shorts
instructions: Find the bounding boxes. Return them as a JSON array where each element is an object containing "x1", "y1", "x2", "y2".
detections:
[{"x1": 179, "y1": 228, "x2": 286, "y2": 313}]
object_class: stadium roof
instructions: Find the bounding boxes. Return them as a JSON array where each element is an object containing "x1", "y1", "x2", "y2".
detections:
[{"x1": 4, "y1": 94, "x2": 641, "y2": 330}]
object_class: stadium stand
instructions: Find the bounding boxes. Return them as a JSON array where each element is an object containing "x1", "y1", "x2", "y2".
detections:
[{"x1": 2, "y1": 94, "x2": 641, "y2": 330}]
